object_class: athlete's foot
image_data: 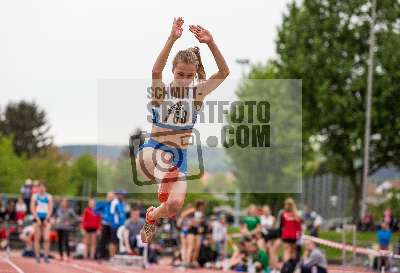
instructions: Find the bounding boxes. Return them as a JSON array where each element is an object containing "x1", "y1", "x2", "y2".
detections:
[
  {"x1": 36, "y1": 256, "x2": 41, "y2": 263},
  {"x1": 44, "y1": 256, "x2": 50, "y2": 263},
  {"x1": 140, "y1": 207, "x2": 156, "y2": 243}
]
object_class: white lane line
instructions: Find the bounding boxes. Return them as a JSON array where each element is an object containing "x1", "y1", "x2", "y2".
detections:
[
  {"x1": 2, "y1": 257, "x2": 25, "y2": 273},
  {"x1": 61, "y1": 261, "x2": 103, "y2": 273}
]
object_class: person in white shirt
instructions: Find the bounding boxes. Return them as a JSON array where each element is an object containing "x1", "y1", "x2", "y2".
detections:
[{"x1": 211, "y1": 215, "x2": 227, "y2": 261}]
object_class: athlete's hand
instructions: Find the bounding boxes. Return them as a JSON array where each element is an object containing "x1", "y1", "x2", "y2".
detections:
[
  {"x1": 189, "y1": 25, "x2": 213, "y2": 44},
  {"x1": 170, "y1": 17, "x2": 184, "y2": 41}
]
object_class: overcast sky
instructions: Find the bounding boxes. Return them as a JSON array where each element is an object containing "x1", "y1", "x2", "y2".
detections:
[{"x1": 0, "y1": 0, "x2": 294, "y2": 145}]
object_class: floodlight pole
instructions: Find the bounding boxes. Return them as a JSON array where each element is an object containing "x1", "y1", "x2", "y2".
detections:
[{"x1": 361, "y1": 0, "x2": 377, "y2": 219}]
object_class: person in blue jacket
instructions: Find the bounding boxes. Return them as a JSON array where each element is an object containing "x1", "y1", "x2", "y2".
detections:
[
  {"x1": 95, "y1": 192, "x2": 114, "y2": 260},
  {"x1": 109, "y1": 189, "x2": 127, "y2": 257}
]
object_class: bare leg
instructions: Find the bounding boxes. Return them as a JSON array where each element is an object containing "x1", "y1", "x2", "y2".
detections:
[
  {"x1": 33, "y1": 223, "x2": 41, "y2": 261},
  {"x1": 43, "y1": 223, "x2": 50, "y2": 259},
  {"x1": 84, "y1": 232, "x2": 89, "y2": 258},
  {"x1": 186, "y1": 233, "x2": 196, "y2": 265},
  {"x1": 180, "y1": 234, "x2": 188, "y2": 265},
  {"x1": 90, "y1": 233, "x2": 97, "y2": 259},
  {"x1": 283, "y1": 242, "x2": 292, "y2": 262}
]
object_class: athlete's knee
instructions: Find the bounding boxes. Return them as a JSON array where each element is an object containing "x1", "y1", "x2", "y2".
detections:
[
  {"x1": 165, "y1": 197, "x2": 184, "y2": 215},
  {"x1": 159, "y1": 151, "x2": 173, "y2": 168}
]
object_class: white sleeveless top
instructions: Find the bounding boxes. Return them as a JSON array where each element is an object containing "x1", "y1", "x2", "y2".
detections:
[{"x1": 151, "y1": 82, "x2": 198, "y2": 130}]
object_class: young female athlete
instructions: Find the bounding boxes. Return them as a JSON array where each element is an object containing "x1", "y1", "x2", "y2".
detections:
[
  {"x1": 136, "y1": 17, "x2": 229, "y2": 242},
  {"x1": 30, "y1": 182, "x2": 53, "y2": 263}
]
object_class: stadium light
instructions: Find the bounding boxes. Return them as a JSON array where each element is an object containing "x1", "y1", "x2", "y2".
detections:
[{"x1": 361, "y1": 0, "x2": 377, "y2": 219}]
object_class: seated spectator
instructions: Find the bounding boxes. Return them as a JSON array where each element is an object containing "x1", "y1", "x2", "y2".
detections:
[
  {"x1": 229, "y1": 239, "x2": 248, "y2": 272},
  {"x1": 297, "y1": 239, "x2": 327, "y2": 273},
  {"x1": 16, "y1": 197, "x2": 28, "y2": 224},
  {"x1": 6, "y1": 200, "x2": 16, "y2": 222},
  {"x1": 123, "y1": 206, "x2": 145, "y2": 255},
  {"x1": 197, "y1": 234, "x2": 216, "y2": 268},
  {"x1": 19, "y1": 222, "x2": 35, "y2": 257}
]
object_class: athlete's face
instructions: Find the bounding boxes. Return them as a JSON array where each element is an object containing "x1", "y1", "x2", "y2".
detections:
[{"x1": 173, "y1": 62, "x2": 196, "y2": 87}]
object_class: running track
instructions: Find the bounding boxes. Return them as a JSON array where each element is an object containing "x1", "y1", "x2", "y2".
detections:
[{"x1": 0, "y1": 252, "x2": 375, "y2": 273}]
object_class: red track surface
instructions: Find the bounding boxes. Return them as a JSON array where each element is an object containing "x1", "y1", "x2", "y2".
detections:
[{"x1": 0, "y1": 252, "x2": 375, "y2": 273}]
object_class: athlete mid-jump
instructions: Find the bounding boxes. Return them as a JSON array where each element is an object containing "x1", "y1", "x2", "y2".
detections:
[{"x1": 136, "y1": 17, "x2": 229, "y2": 242}]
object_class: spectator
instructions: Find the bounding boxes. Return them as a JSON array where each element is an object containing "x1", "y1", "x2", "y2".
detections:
[
  {"x1": 383, "y1": 208, "x2": 398, "y2": 232},
  {"x1": 197, "y1": 234, "x2": 217, "y2": 268},
  {"x1": 192, "y1": 201, "x2": 206, "y2": 267},
  {"x1": 82, "y1": 198, "x2": 101, "y2": 259},
  {"x1": 253, "y1": 238, "x2": 270, "y2": 273},
  {"x1": 260, "y1": 205, "x2": 280, "y2": 272},
  {"x1": 109, "y1": 190, "x2": 127, "y2": 256},
  {"x1": 211, "y1": 214, "x2": 227, "y2": 263},
  {"x1": 230, "y1": 237, "x2": 250, "y2": 272},
  {"x1": 279, "y1": 198, "x2": 302, "y2": 263},
  {"x1": 375, "y1": 221, "x2": 392, "y2": 271},
  {"x1": 0, "y1": 200, "x2": 6, "y2": 221},
  {"x1": 300, "y1": 205, "x2": 322, "y2": 237},
  {"x1": 19, "y1": 220, "x2": 35, "y2": 257},
  {"x1": 55, "y1": 198, "x2": 80, "y2": 261},
  {"x1": 297, "y1": 239, "x2": 327, "y2": 273},
  {"x1": 177, "y1": 204, "x2": 195, "y2": 267},
  {"x1": 359, "y1": 211, "x2": 374, "y2": 231},
  {"x1": 16, "y1": 197, "x2": 28, "y2": 224},
  {"x1": 242, "y1": 204, "x2": 261, "y2": 234},
  {"x1": 6, "y1": 199, "x2": 16, "y2": 222},
  {"x1": 20, "y1": 179, "x2": 32, "y2": 214},
  {"x1": 95, "y1": 192, "x2": 114, "y2": 260},
  {"x1": 123, "y1": 206, "x2": 145, "y2": 255}
]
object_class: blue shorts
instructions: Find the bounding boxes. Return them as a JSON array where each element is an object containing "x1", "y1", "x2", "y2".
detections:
[{"x1": 135, "y1": 138, "x2": 188, "y2": 175}]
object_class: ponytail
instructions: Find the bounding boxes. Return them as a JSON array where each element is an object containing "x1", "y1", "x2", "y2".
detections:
[{"x1": 191, "y1": 46, "x2": 206, "y2": 81}]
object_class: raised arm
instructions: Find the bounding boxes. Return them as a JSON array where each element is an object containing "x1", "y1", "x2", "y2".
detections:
[
  {"x1": 189, "y1": 25, "x2": 230, "y2": 99},
  {"x1": 151, "y1": 17, "x2": 184, "y2": 106}
]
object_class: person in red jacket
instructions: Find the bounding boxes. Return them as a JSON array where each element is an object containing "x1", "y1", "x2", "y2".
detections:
[
  {"x1": 81, "y1": 198, "x2": 101, "y2": 259},
  {"x1": 279, "y1": 198, "x2": 302, "y2": 263}
]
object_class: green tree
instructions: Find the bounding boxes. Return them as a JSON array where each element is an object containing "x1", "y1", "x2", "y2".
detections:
[
  {"x1": 276, "y1": 0, "x2": 400, "y2": 220},
  {"x1": 0, "y1": 101, "x2": 52, "y2": 158},
  {"x1": 0, "y1": 137, "x2": 25, "y2": 193},
  {"x1": 224, "y1": 64, "x2": 302, "y2": 208},
  {"x1": 25, "y1": 147, "x2": 71, "y2": 195},
  {"x1": 69, "y1": 154, "x2": 97, "y2": 196}
]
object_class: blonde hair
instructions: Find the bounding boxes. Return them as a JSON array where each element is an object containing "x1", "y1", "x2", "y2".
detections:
[
  {"x1": 284, "y1": 198, "x2": 299, "y2": 218},
  {"x1": 172, "y1": 46, "x2": 206, "y2": 81}
]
